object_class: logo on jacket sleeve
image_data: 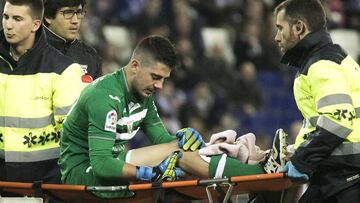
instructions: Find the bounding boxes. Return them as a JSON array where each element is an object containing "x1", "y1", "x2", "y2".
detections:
[
  {"x1": 81, "y1": 74, "x2": 93, "y2": 83},
  {"x1": 104, "y1": 110, "x2": 117, "y2": 132}
]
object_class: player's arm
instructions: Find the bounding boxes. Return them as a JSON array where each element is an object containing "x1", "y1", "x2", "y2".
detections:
[
  {"x1": 87, "y1": 92, "x2": 183, "y2": 181},
  {"x1": 142, "y1": 100, "x2": 176, "y2": 144},
  {"x1": 89, "y1": 137, "x2": 183, "y2": 181}
]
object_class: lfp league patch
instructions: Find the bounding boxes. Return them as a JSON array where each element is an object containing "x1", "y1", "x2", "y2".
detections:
[{"x1": 104, "y1": 110, "x2": 117, "y2": 132}]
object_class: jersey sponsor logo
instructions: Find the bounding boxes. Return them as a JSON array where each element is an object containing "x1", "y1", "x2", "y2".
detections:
[
  {"x1": 117, "y1": 109, "x2": 147, "y2": 126},
  {"x1": 104, "y1": 110, "x2": 117, "y2": 132},
  {"x1": 109, "y1": 95, "x2": 121, "y2": 103}
]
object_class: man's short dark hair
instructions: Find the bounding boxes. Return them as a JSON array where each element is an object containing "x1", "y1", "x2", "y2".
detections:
[
  {"x1": 44, "y1": 0, "x2": 86, "y2": 20},
  {"x1": 6, "y1": 0, "x2": 44, "y2": 19},
  {"x1": 274, "y1": 0, "x2": 326, "y2": 32},
  {"x1": 132, "y1": 36, "x2": 179, "y2": 70}
]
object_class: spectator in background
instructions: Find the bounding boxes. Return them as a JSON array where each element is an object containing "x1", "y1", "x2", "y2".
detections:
[
  {"x1": 234, "y1": 20, "x2": 266, "y2": 69},
  {"x1": 187, "y1": 0, "x2": 243, "y2": 27},
  {"x1": 100, "y1": 42, "x2": 122, "y2": 75},
  {"x1": 170, "y1": 0, "x2": 205, "y2": 59},
  {"x1": 201, "y1": 40, "x2": 233, "y2": 95},
  {"x1": 170, "y1": 36, "x2": 202, "y2": 91},
  {"x1": 231, "y1": 61, "x2": 263, "y2": 116},
  {"x1": 243, "y1": 0, "x2": 264, "y2": 23},
  {"x1": 133, "y1": 0, "x2": 165, "y2": 42},
  {"x1": 0, "y1": 0, "x2": 85, "y2": 183},
  {"x1": 226, "y1": 61, "x2": 263, "y2": 134},
  {"x1": 234, "y1": 0, "x2": 284, "y2": 71},
  {"x1": 87, "y1": 0, "x2": 117, "y2": 25},
  {"x1": 44, "y1": 0, "x2": 102, "y2": 80},
  {"x1": 155, "y1": 81, "x2": 186, "y2": 134},
  {"x1": 343, "y1": 0, "x2": 360, "y2": 30},
  {"x1": 179, "y1": 81, "x2": 216, "y2": 132}
]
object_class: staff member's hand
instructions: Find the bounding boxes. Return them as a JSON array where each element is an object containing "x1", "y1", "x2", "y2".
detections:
[
  {"x1": 176, "y1": 127, "x2": 205, "y2": 151},
  {"x1": 280, "y1": 161, "x2": 309, "y2": 182}
]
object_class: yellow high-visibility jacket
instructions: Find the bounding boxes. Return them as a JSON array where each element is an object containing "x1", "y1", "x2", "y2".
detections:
[
  {"x1": 0, "y1": 27, "x2": 85, "y2": 181},
  {"x1": 282, "y1": 30, "x2": 360, "y2": 197}
]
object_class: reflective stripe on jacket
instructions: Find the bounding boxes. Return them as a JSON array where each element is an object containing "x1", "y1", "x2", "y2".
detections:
[{"x1": 0, "y1": 26, "x2": 85, "y2": 163}]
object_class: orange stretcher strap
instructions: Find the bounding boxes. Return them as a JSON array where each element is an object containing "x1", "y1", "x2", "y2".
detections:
[{"x1": 0, "y1": 173, "x2": 292, "y2": 203}]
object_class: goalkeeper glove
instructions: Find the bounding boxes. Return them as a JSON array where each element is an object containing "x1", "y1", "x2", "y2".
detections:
[
  {"x1": 176, "y1": 127, "x2": 205, "y2": 151},
  {"x1": 136, "y1": 151, "x2": 184, "y2": 182}
]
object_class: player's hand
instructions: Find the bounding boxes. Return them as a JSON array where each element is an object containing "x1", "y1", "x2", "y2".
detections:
[
  {"x1": 176, "y1": 127, "x2": 205, "y2": 151},
  {"x1": 136, "y1": 151, "x2": 184, "y2": 182},
  {"x1": 280, "y1": 161, "x2": 309, "y2": 182}
]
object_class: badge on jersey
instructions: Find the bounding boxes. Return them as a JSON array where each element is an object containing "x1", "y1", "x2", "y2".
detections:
[{"x1": 104, "y1": 110, "x2": 117, "y2": 132}]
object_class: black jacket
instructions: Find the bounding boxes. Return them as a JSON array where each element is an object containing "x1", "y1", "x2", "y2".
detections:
[
  {"x1": 45, "y1": 25, "x2": 102, "y2": 79},
  {"x1": 0, "y1": 26, "x2": 73, "y2": 75}
]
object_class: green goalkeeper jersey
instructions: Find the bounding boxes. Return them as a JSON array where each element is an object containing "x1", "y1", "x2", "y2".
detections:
[{"x1": 58, "y1": 68, "x2": 175, "y2": 182}]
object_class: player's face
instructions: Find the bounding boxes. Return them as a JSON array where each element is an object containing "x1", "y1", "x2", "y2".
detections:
[
  {"x1": 133, "y1": 62, "x2": 171, "y2": 98},
  {"x1": 2, "y1": 2, "x2": 40, "y2": 46},
  {"x1": 274, "y1": 9, "x2": 300, "y2": 53},
  {"x1": 46, "y1": 5, "x2": 84, "y2": 41}
]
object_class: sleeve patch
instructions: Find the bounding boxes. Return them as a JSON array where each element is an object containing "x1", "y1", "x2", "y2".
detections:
[
  {"x1": 81, "y1": 74, "x2": 93, "y2": 83},
  {"x1": 104, "y1": 110, "x2": 117, "y2": 132}
]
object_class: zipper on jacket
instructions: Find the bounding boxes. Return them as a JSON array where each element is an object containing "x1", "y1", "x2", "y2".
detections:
[{"x1": 0, "y1": 55, "x2": 13, "y2": 71}]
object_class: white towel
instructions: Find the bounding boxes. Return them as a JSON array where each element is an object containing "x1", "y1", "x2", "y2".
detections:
[{"x1": 199, "y1": 131, "x2": 266, "y2": 164}]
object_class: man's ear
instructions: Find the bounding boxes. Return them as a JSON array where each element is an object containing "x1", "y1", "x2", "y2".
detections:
[
  {"x1": 32, "y1": 19, "x2": 42, "y2": 32},
  {"x1": 130, "y1": 59, "x2": 140, "y2": 73},
  {"x1": 294, "y1": 20, "x2": 307, "y2": 38}
]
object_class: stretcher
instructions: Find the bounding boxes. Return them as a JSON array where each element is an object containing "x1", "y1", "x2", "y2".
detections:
[{"x1": 0, "y1": 173, "x2": 293, "y2": 203}]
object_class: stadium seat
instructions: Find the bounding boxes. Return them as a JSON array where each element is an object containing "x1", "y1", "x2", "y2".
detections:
[{"x1": 330, "y1": 29, "x2": 360, "y2": 60}]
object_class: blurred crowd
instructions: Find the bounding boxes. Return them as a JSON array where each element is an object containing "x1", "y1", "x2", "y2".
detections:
[
  {"x1": 78, "y1": 0, "x2": 360, "y2": 148},
  {"x1": 1, "y1": 0, "x2": 358, "y2": 148}
]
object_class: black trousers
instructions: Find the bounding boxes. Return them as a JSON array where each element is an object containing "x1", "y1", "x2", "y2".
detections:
[
  {"x1": 1, "y1": 158, "x2": 63, "y2": 202},
  {"x1": 300, "y1": 182, "x2": 360, "y2": 203},
  {"x1": 0, "y1": 158, "x2": 61, "y2": 183}
]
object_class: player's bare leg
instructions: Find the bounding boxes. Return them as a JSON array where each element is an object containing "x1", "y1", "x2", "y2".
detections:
[{"x1": 125, "y1": 141, "x2": 209, "y2": 178}]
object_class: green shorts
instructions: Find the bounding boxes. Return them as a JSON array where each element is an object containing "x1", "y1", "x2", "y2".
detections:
[
  {"x1": 209, "y1": 155, "x2": 265, "y2": 178},
  {"x1": 63, "y1": 151, "x2": 134, "y2": 199}
]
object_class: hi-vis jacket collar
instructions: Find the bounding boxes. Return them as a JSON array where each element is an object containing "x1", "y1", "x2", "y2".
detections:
[{"x1": 281, "y1": 30, "x2": 333, "y2": 68}]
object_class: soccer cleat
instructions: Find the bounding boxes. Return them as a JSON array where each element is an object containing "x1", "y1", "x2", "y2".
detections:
[{"x1": 262, "y1": 128, "x2": 288, "y2": 174}]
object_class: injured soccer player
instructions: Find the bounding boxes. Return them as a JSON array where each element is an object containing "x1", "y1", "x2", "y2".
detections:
[{"x1": 126, "y1": 128, "x2": 290, "y2": 180}]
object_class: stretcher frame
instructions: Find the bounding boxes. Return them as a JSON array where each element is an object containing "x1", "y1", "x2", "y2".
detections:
[{"x1": 0, "y1": 173, "x2": 293, "y2": 203}]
